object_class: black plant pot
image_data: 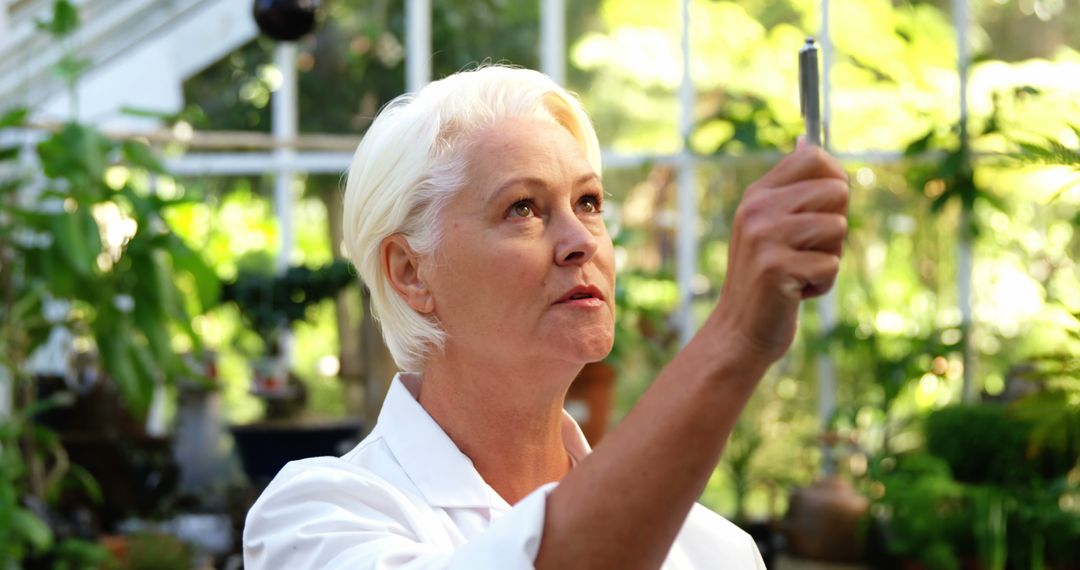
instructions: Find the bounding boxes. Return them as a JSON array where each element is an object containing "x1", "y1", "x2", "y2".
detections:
[
  {"x1": 230, "y1": 419, "x2": 363, "y2": 488},
  {"x1": 738, "y1": 520, "x2": 782, "y2": 569}
]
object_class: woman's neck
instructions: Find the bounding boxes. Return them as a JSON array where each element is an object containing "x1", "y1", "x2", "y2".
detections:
[{"x1": 418, "y1": 351, "x2": 581, "y2": 505}]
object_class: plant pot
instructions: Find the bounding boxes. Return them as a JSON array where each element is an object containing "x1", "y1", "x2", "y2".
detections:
[
  {"x1": 738, "y1": 519, "x2": 781, "y2": 569},
  {"x1": 59, "y1": 432, "x2": 179, "y2": 530},
  {"x1": 781, "y1": 474, "x2": 869, "y2": 563},
  {"x1": 565, "y1": 362, "x2": 616, "y2": 446},
  {"x1": 230, "y1": 419, "x2": 364, "y2": 488}
]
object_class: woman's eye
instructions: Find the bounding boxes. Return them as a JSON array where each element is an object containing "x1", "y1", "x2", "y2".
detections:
[
  {"x1": 509, "y1": 200, "x2": 534, "y2": 218},
  {"x1": 578, "y1": 195, "x2": 602, "y2": 214}
]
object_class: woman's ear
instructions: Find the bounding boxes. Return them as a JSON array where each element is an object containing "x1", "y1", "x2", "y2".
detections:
[{"x1": 381, "y1": 234, "x2": 435, "y2": 314}]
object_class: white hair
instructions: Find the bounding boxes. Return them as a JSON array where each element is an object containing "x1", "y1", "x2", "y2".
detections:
[{"x1": 341, "y1": 65, "x2": 602, "y2": 373}]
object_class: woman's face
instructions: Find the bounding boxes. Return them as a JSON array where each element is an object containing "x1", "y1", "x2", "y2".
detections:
[{"x1": 421, "y1": 116, "x2": 616, "y2": 369}]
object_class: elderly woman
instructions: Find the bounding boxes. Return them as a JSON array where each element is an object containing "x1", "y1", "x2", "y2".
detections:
[{"x1": 244, "y1": 66, "x2": 848, "y2": 569}]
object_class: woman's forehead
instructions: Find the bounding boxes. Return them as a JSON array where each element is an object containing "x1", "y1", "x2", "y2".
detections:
[{"x1": 465, "y1": 118, "x2": 597, "y2": 196}]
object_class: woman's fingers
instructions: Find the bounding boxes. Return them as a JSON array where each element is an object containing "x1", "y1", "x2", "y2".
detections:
[
  {"x1": 758, "y1": 178, "x2": 850, "y2": 216},
  {"x1": 780, "y1": 213, "x2": 848, "y2": 255},
  {"x1": 751, "y1": 145, "x2": 848, "y2": 190},
  {"x1": 785, "y1": 250, "x2": 842, "y2": 300},
  {"x1": 707, "y1": 143, "x2": 851, "y2": 365}
]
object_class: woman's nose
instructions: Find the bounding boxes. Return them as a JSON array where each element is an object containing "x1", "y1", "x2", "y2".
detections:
[{"x1": 554, "y1": 214, "x2": 599, "y2": 266}]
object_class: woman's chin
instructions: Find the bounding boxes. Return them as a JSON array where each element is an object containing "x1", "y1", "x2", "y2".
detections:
[{"x1": 551, "y1": 333, "x2": 615, "y2": 367}]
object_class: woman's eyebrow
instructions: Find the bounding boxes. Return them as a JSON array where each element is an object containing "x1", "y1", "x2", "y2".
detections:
[
  {"x1": 490, "y1": 176, "x2": 546, "y2": 202},
  {"x1": 576, "y1": 173, "x2": 601, "y2": 187},
  {"x1": 491, "y1": 173, "x2": 601, "y2": 200}
]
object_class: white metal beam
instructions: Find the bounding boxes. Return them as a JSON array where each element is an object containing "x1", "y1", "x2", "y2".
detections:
[
  {"x1": 158, "y1": 148, "x2": 936, "y2": 178},
  {"x1": 676, "y1": 0, "x2": 697, "y2": 345},
  {"x1": 273, "y1": 42, "x2": 298, "y2": 274},
  {"x1": 540, "y1": 0, "x2": 566, "y2": 85},
  {"x1": 405, "y1": 0, "x2": 431, "y2": 91},
  {"x1": 0, "y1": 0, "x2": 9, "y2": 51},
  {"x1": 953, "y1": 0, "x2": 974, "y2": 401}
]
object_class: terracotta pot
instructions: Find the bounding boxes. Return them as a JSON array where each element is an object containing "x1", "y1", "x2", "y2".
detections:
[
  {"x1": 565, "y1": 362, "x2": 616, "y2": 446},
  {"x1": 100, "y1": 534, "x2": 128, "y2": 563},
  {"x1": 781, "y1": 474, "x2": 869, "y2": 563}
]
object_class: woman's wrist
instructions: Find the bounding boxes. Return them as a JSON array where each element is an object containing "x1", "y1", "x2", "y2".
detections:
[{"x1": 684, "y1": 319, "x2": 774, "y2": 394}]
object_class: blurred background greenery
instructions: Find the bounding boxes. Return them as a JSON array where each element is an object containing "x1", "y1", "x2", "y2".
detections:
[{"x1": 2, "y1": 0, "x2": 1078, "y2": 567}]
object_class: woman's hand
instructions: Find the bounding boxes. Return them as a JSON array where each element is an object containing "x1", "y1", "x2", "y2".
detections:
[{"x1": 707, "y1": 142, "x2": 849, "y2": 366}]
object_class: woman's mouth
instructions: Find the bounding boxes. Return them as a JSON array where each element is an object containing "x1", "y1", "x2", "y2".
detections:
[{"x1": 555, "y1": 285, "x2": 606, "y2": 307}]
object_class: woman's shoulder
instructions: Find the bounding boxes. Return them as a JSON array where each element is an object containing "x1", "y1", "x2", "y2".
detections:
[
  {"x1": 243, "y1": 432, "x2": 435, "y2": 539},
  {"x1": 257, "y1": 431, "x2": 414, "y2": 500}
]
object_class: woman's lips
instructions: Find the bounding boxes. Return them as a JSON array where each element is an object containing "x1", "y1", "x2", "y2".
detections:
[
  {"x1": 555, "y1": 284, "x2": 606, "y2": 304},
  {"x1": 557, "y1": 297, "x2": 606, "y2": 308}
]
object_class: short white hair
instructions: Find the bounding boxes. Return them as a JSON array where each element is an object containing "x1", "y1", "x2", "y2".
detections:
[{"x1": 342, "y1": 65, "x2": 602, "y2": 373}]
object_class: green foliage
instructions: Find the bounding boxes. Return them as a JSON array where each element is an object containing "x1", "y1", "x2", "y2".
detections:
[
  {"x1": 2, "y1": 118, "x2": 220, "y2": 413},
  {"x1": 222, "y1": 260, "x2": 355, "y2": 351},
  {"x1": 1008, "y1": 350, "x2": 1080, "y2": 475},
  {"x1": 49, "y1": 538, "x2": 114, "y2": 570},
  {"x1": 873, "y1": 453, "x2": 967, "y2": 570},
  {"x1": 0, "y1": 4, "x2": 221, "y2": 564},
  {"x1": 928, "y1": 403, "x2": 1071, "y2": 487},
  {"x1": 721, "y1": 420, "x2": 765, "y2": 524},
  {"x1": 925, "y1": 405, "x2": 1036, "y2": 486},
  {"x1": 35, "y1": 0, "x2": 79, "y2": 38},
  {"x1": 0, "y1": 395, "x2": 107, "y2": 566}
]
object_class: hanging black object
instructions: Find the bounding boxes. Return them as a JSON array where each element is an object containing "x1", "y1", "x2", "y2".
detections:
[{"x1": 252, "y1": 0, "x2": 320, "y2": 42}]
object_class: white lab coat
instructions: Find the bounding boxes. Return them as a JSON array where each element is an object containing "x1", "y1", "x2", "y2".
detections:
[{"x1": 243, "y1": 373, "x2": 767, "y2": 569}]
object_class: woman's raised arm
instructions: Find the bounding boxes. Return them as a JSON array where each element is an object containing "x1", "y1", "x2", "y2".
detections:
[{"x1": 536, "y1": 142, "x2": 849, "y2": 569}]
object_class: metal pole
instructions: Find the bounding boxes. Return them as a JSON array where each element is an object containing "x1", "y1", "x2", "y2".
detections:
[
  {"x1": 676, "y1": 0, "x2": 697, "y2": 345},
  {"x1": 953, "y1": 0, "x2": 974, "y2": 401},
  {"x1": 540, "y1": 0, "x2": 566, "y2": 85},
  {"x1": 405, "y1": 0, "x2": 432, "y2": 92},
  {"x1": 0, "y1": 0, "x2": 9, "y2": 51},
  {"x1": 816, "y1": 0, "x2": 839, "y2": 466},
  {"x1": 273, "y1": 42, "x2": 298, "y2": 364}
]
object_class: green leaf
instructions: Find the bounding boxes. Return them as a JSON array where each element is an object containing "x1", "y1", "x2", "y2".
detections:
[
  {"x1": 15, "y1": 393, "x2": 74, "y2": 421},
  {"x1": 0, "y1": 146, "x2": 20, "y2": 162},
  {"x1": 170, "y1": 240, "x2": 221, "y2": 310},
  {"x1": 66, "y1": 465, "x2": 103, "y2": 505},
  {"x1": 96, "y1": 319, "x2": 150, "y2": 416},
  {"x1": 133, "y1": 293, "x2": 171, "y2": 366},
  {"x1": 36, "y1": 123, "x2": 112, "y2": 190},
  {"x1": 52, "y1": 54, "x2": 90, "y2": 85},
  {"x1": 49, "y1": 209, "x2": 100, "y2": 276},
  {"x1": 128, "y1": 341, "x2": 161, "y2": 403},
  {"x1": 11, "y1": 508, "x2": 52, "y2": 553},
  {"x1": 119, "y1": 106, "x2": 181, "y2": 122},
  {"x1": 36, "y1": 0, "x2": 79, "y2": 37},
  {"x1": 0, "y1": 108, "x2": 28, "y2": 128},
  {"x1": 904, "y1": 129, "x2": 935, "y2": 158},
  {"x1": 120, "y1": 140, "x2": 165, "y2": 174}
]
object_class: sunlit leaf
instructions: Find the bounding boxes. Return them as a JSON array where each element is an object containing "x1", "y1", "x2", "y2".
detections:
[
  {"x1": 36, "y1": 123, "x2": 113, "y2": 193},
  {"x1": 170, "y1": 240, "x2": 222, "y2": 310},
  {"x1": 904, "y1": 129, "x2": 935, "y2": 158},
  {"x1": 49, "y1": 209, "x2": 100, "y2": 276},
  {"x1": 11, "y1": 508, "x2": 52, "y2": 553},
  {"x1": 120, "y1": 140, "x2": 165, "y2": 174}
]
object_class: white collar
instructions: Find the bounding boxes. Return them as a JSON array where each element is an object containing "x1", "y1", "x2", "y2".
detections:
[{"x1": 374, "y1": 372, "x2": 591, "y2": 509}]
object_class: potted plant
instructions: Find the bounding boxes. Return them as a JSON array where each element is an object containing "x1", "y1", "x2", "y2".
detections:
[{"x1": 222, "y1": 260, "x2": 365, "y2": 487}]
